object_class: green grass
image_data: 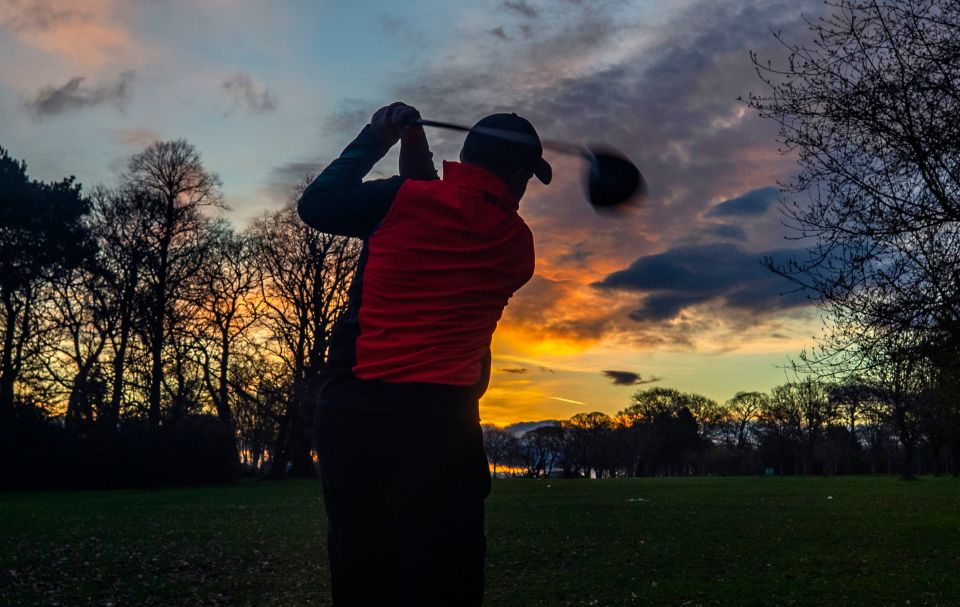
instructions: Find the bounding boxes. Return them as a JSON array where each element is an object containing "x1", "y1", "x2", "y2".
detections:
[{"x1": 2, "y1": 477, "x2": 959, "y2": 606}]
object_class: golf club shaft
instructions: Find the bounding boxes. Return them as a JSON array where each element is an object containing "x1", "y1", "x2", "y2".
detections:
[{"x1": 415, "y1": 119, "x2": 586, "y2": 157}]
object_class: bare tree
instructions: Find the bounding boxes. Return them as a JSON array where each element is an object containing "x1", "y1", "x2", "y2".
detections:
[
  {"x1": 42, "y1": 257, "x2": 114, "y2": 429},
  {"x1": 250, "y1": 201, "x2": 360, "y2": 478},
  {"x1": 482, "y1": 425, "x2": 516, "y2": 477},
  {"x1": 125, "y1": 140, "x2": 221, "y2": 428},
  {"x1": 189, "y1": 222, "x2": 260, "y2": 440},
  {"x1": 748, "y1": 0, "x2": 960, "y2": 375}
]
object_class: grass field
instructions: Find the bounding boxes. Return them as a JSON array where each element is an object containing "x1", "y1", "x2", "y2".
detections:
[{"x1": 2, "y1": 476, "x2": 959, "y2": 606}]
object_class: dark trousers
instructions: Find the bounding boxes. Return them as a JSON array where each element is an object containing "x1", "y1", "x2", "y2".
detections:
[{"x1": 315, "y1": 405, "x2": 491, "y2": 606}]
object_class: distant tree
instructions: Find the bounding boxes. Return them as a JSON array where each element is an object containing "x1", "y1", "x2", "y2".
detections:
[
  {"x1": 481, "y1": 425, "x2": 516, "y2": 477},
  {"x1": 770, "y1": 380, "x2": 838, "y2": 474},
  {"x1": 681, "y1": 392, "x2": 724, "y2": 467},
  {"x1": 515, "y1": 424, "x2": 567, "y2": 477},
  {"x1": 861, "y1": 339, "x2": 931, "y2": 479},
  {"x1": 566, "y1": 412, "x2": 613, "y2": 478},
  {"x1": 619, "y1": 387, "x2": 686, "y2": 424},
  {"x1": 725, "y1": 391, "x2": 768, "y2": 449}
]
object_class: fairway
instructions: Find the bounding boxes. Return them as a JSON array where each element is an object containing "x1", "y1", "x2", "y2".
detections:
[{"x1": 2, "y1": 477, "x2": 959, "y2": 606}]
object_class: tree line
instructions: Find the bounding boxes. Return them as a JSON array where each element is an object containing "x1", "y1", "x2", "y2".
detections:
[
  {"x1": 1, "y1": 141, "x2": 358, "y2": 488},
  {"x1": 484, "y1": 381, "x2": 960, "y2": 480}
]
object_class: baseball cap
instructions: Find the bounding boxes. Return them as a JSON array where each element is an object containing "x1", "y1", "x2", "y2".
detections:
[{"x1": 461, "y1": 113, "x2": 552, "y2": 185}]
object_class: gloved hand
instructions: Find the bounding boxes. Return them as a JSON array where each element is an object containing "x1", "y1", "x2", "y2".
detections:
[{"x1": 370, "y1": 102, "x2": 421, "y2": 146}]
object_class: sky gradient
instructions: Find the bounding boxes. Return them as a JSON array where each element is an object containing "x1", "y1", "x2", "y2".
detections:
[{"x1": 0, "y1": 0, "x2": 829, "y2": 426}]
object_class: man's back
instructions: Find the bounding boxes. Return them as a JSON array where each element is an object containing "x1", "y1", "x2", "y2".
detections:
[{"x1": 355, "y1": 161, "x2": 534, "y2": 385}]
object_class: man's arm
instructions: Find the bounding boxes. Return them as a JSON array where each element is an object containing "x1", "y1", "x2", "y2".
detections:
[
  {"x1": 297, "y1": 124, "x2": 403, "y2": 240},
  {"x1": 298, "y1": 102, "x2": 435, "y2": 239},
  {"x1": 399, "y1": 124, "x2": 439, "y2": 181}
]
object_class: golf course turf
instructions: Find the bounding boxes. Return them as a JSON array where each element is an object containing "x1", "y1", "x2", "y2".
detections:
[{"x1": 2, "y1": 477, "x2": 958, "y2": 606}]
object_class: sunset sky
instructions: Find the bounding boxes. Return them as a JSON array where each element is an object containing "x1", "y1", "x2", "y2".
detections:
[{"x1": 0, "y1": 0, "x2": 829, "y2": 426}]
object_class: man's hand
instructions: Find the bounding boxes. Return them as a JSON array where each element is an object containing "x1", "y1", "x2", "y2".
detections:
[{"x1": 370, "y1": 102, "x2": 421, "y2": 146}]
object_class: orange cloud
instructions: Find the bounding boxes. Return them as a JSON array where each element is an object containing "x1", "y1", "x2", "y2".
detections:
[
  {"x1": 115, "y1": 127, "x2": 161, "y2": 146},
  {"x1": 0, "y1": 0, "x2": 136, "y2": 69}
]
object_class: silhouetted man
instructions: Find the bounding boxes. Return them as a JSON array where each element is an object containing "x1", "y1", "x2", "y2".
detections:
[{"x1": 298, "y1": 101, "x2": 550, "y2": 606}]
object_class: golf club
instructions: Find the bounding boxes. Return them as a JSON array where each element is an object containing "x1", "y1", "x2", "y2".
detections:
[{"x1": 415, "y1": 118, "x2": 647, "y2": 210}]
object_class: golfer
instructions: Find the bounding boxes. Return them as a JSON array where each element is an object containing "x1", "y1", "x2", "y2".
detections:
[{"x1": 298, "y1": 101, "x2": 550, "y2": 605}]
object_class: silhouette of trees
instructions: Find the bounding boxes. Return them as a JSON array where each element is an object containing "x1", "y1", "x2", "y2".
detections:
[
  {"x1": 89, "y1": 185, "x2": 153, "y2": 429},
  {"x1": 565, "y1": 412, "x2": 614, "y2": 478},
  {"x1": 482, "y1": 372, "x2": 960, "y2": 479},
  {"x1": 518, "y1": 424, "x2": 567, "y2": 477},
  {"x1": 770, "y1": 380, "x2": 837, "y2": 474},
  {"x1": 724, "y1": 391, "x2": 767, "y2": 450},
  {"x1": 747, "y1": 0, "x2": 960, "y2": 478},
  {"x1": 482, "y1": 424, "x2": 516, "y2": 476},
  {"x1": 125, "y1": 140, "x2": 222, "y2": 429},
  {"x1": 748, "y1": 0, "x2": 960, "y2": 346},
  {"x1": 0, "y1": 147, "x2": 93, "y2": 414},
  {"x1": 249, "y1": 199, "x2": 360, "y2": 478},
  {"x1": 0, "y1": 142, "x2": 361, "y2": 487}
]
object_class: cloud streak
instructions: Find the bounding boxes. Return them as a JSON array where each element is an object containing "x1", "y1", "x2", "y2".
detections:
[
  {"x1": 24, "y1": 70, "x2": 134, "y2": 117},
  {"x1": 549, "y1": 396, "x2": 588, "y2": 406}
]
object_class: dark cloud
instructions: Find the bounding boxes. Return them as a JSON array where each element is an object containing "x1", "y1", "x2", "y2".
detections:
[
  {"x1": 267, "y1": 160, "x2": 324, "y2": 201},
  {"x1": 272, "y1": 161, "x2": 320, "y2": 185},
  {"x1": 594, "y1": 243, "x2": 809, "y2": 321},
  {"x1": 323, "y1": 101, "x2": 371, "y2": 136},
  {"x1": 490, "y1": 26, "x2": 510, "y2": 40},
  {"x1": 556, "y1": 241, "x2": 594, "y2": 266},
  {"x1": 24, "y1": 71, "x2": 134, "y2": 117},
  {"x1": 378, "y1": 14, "x2": 406, "y2": 33},
  {"x1": 223, "y1": 73, "x2": 276, "y2": 114},
  {"x1": 706, "y1": 187, "x2": 780, "y2": 217},
  {"x1": 702, "y1": 224, "x2": 747, "y2": 241},
  {"x1": 499, "y1": 367, "x2": 528, "y2": 374},
  {"x1": 502, "y1": 0, "x2": 537, "y2": 18},
  {"x1": 602, "y1": 370, "x2": 661, "y2": 386}
]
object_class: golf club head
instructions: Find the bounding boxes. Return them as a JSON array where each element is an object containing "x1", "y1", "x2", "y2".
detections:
[{"x1": 585, "y1": 147, "x2": 647, "y2": 212}]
